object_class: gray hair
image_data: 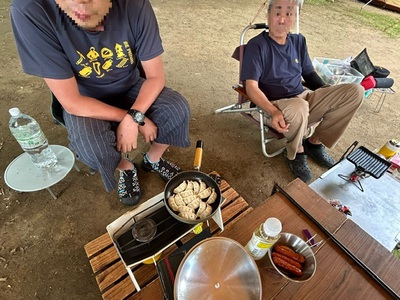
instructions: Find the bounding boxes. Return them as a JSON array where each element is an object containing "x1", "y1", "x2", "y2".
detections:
[{"x1": 267, "y1": 0, "x2": 303, "y2": 11}]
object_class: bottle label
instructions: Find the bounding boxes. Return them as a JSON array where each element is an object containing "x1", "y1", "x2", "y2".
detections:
[
  {"x1": 15, "y1": 130, "x2": 46, "y2": 150},
  {"x1": 255, "y1": 240, "x2": 274, "y2": 249},
  {"x1": 247, "y1": 235, "x2": 274, "y2": 250},
  {"x1": 246, "y1": 235, "x2": 275, "y2": 259}
]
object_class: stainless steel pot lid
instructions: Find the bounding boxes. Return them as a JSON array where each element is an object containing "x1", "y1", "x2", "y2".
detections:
[{"x1": 174, "y1": 237, "x2": 262, "y2": 300}]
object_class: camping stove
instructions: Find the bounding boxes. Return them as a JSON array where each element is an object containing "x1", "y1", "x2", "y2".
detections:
[
  {"x1": 106, "y1": 192, "x2": 224, "y2": 291},
  {"x1": 338, "y1": 146, "x2": 391, "y2": 192}
]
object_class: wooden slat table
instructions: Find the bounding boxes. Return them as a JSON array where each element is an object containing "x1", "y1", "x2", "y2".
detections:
[
  {"x1": 85, "y1": 177, "x2": 400, "y2": 299},
  {"x1": 84, "y1": 172, "x2": 253, "y2": 300},
  {"x1": 219, "y1": 179, "x2": 400, "y2": 299}
]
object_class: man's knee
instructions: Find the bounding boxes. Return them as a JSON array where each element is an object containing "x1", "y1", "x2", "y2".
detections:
[
  {"x1": 66, "y1": 118, "x2": 116, "y2": 158},
  {"x1": 342, "y1": 83, "x2": 365, "y2": 107},
  {"x1": 352, "y1": 83, "x2": 365, "y2": 105},
  {"x1": 175, "y1": 93, "x2": 190, "y2": 120},
  {"x1": 283, "y1": 98, "x2": 309, "y2": 123}
]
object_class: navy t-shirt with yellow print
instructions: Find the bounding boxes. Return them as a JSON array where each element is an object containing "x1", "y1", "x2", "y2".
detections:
[
  {"x1": 241, "y1": 31, "x2": 314, "y2": 101},
  {"x1": 10, "y1": 0, "x2": 163, "y2": 99}
]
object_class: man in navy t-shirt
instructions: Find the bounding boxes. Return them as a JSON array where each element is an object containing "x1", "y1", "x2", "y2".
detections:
[
  {"x1": 11, "y1": 0, "x2": 191, "y2": 206},
  {"x1": 241, "y1": 0, "x2": 364, "y2": 182}
]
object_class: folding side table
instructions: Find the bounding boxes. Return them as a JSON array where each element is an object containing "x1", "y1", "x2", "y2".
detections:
[{"x1": 4, "y1": 145, "x2": 76, "y2": 199}]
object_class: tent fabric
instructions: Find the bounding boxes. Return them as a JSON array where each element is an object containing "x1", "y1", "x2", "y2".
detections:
[{"x1": 360, "y1": 0, "x2": 400, "y2": 13}]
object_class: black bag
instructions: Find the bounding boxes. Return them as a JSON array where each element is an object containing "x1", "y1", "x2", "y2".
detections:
[
  {"x1": 350, "y1": 48, "x2": 376, "y2": 77},
  {"x1": 372, "y1": 66, "x2": 390, "y2": 78}
]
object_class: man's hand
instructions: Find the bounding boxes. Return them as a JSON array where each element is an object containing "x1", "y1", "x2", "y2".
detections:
[
  {"x1": 116, "y1": 115, "x2": 140, "y2": 153},
  {"x1": 139, "y1": 118, "x2": 158, "y2": 143},
  {"x1": 271, "y1": 109, "x2": 290, "y2": 133}
]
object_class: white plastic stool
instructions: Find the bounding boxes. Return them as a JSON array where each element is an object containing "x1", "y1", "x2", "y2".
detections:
[{"x1": 4, "y1": 145, "x2": 76, "y2": 199}]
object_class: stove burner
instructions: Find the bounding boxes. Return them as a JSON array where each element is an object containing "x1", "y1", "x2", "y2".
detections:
[
  {"x1": 113, "y1": 202, "x2": 193, "y2": 265},
  {"x1": 338, "y1": 168, "x2": 369, "y2": 192},
  {"x1": 338, "y1": 146, "x2": 391, "y2": 192},
  {"x1": 132, "y1": 218, "x2": 157, "y2": 242}
]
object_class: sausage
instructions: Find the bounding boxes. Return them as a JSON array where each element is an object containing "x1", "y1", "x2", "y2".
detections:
[
  {"x1": 272, "y1": 252, "x2": 303, "y2": 269},
  {"x1": 272, "y1": 256, "x2": 303, "y2": 277},
  {"x1": 274, "y1": 245, "x2": 305, "y2": 264}
]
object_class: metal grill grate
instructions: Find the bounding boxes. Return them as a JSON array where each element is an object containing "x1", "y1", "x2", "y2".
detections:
[{"x1": 346, "y1": 146, "x2": 391, "y2": 179}]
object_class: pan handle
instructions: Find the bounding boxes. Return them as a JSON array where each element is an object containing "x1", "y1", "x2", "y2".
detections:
[{"x1": 194, "y1": 140, "x2": 204, "y2": 171}]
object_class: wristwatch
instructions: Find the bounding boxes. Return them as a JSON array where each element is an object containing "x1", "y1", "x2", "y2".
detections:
[{"x1": 127, "y1": 109, "x2": 145, "y2": 126}]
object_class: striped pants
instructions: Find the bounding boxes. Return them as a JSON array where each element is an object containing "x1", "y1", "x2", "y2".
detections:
[{"x1": 63, "y1": 78, "x2": 191, "y2": 192}]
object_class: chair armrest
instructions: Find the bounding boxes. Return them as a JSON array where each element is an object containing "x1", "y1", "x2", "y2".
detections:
[{"x1": 232, "y1": 84, "x2": 252, "y2": 102}]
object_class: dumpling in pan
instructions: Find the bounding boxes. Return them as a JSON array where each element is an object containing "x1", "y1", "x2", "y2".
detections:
[
  {"x1": 179, "y1": 211, "x2": 197, "y2": 221},
  {"x1": 187, "y1": 196, "x2": 201, "y2": 209},
  {"x1": 198, "y1": 204, "x2": 212, "y2": 219},
  {"x1": 173, "y1": 181, "x2": 187, "y2": 193},
  {"x1": 168, "y1": 195, "x2": 180, "y2": 212},
  {"x1": 206, "y1": 188, "x2": 217, "y2": 204}
]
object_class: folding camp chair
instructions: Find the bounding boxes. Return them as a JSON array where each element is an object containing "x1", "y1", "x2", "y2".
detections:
[
  {"x1": 215, "y1": 23, "x2": 286, "y2": 158},
  {"x1": 215, "y1": 0, "x2": 306, "y2": 158}
]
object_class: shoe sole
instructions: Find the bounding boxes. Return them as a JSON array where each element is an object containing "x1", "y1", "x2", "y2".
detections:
[{"x1": 120, "y1": 195, "x2": 141, "y2": 206}]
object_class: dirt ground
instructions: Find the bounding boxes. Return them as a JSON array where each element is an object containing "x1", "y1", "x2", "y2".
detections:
[{"x1": 0, "y1": 0, "x2": 399, "y2": 299}]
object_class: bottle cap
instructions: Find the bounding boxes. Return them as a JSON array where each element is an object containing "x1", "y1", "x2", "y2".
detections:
[
  {"x1": 9, "y1": 107, "x2": 21, "y2": 116},
  {"x1": 389, "y1": 139, "x2": 400, "y2": 148},
  {"x1": 263, "y1": 217, "x2": 282, "y2": 237}
]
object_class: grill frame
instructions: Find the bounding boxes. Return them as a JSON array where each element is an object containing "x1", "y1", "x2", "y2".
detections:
[{"x1": 346, "y1": 146, "x2": 391, "y2": 179}]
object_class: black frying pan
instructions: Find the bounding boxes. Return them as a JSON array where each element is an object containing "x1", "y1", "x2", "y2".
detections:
[{"x1": 164, "y1": 141, "x2": 222, "y2": 224}]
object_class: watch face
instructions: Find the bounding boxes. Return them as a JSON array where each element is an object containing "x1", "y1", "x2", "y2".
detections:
[
  {"x1": 134, "y1": 112, "x2": 144, "y2": 123},
  {"x1": 128, "y1": 109, "x2": 145, "y2": 125}
]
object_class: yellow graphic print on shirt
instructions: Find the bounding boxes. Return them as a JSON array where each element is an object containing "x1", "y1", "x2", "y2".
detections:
[{"x1": 75, "y1": 41, "x2": 135, "y2": 78}]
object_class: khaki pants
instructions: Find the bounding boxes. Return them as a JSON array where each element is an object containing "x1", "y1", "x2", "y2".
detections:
[{"x1": 254, "y1": 83, "x2": 364, "y2": 160}]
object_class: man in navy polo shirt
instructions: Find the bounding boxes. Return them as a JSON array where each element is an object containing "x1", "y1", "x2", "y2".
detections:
[{"x1": 241, "y1": 0, "x2": 364, "y2": 182}]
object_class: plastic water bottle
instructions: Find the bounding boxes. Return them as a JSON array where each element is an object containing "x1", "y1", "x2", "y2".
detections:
[
  {"x1": 9, "y1": 107, "x2": 58, "y2": 170},
  {"x1": 245, "y1": 217, "x2": 282, "y2": 260}
]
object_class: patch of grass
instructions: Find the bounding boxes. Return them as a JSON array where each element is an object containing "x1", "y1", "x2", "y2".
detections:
[
  {"x1": 393, "y1": 248, "x2": 400, "y2": 260},
  {"x1": 304, "y1": 0, "x2": 331, "y2": 6},
  {"x1": 305, "y1": 0, "x2": 400, "y2": 38},
  {"x1": 346, "y1": 9, "x2": 400, "y2": 38}
]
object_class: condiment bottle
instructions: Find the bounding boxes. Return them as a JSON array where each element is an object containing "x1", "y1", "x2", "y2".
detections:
[
  {"x1": 244, "y1": 217, "x2": 282, "y2": 260},
  {"x1": 377, "y1": 139, "x2": 400, "y2": 159}
]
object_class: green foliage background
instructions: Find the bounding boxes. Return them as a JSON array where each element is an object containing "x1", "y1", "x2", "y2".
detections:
[{"x1": 306, "y1": 0, "x2": 400, "y2": 38}]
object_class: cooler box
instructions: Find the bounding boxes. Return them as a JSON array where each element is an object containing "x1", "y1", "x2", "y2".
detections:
[{"x1": 313, "y1": 57, "x2": 364, "y2": 85}]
